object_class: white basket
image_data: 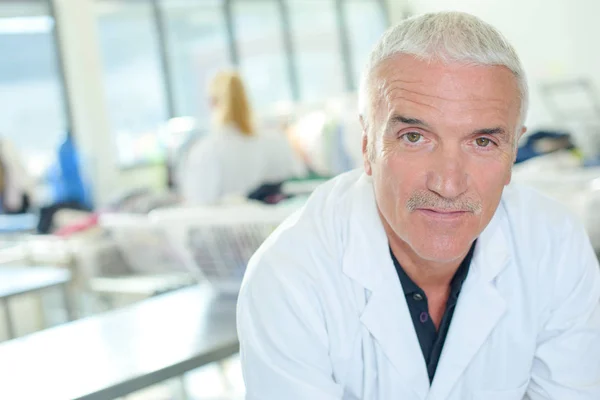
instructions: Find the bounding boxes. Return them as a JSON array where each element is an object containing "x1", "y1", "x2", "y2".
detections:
[
  {"x1": 99, "y1": 213, "x2": 189, "y2": 276},
  {"x1": 151, "y1": 203, "x2": 300, "y2": 293}
]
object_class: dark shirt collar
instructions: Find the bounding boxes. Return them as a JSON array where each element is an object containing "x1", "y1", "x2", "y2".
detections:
[{"x1": 390, "y1": 241, "x2": 476, "y2": 299}]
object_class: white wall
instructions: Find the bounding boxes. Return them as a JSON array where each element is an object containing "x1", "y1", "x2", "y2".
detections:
[{"x1": 386, "y1": 0, "x2": 600, "y2": 133}]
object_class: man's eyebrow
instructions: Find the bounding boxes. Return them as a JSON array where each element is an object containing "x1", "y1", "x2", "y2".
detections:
[
  {"x1": 473, "y1": 127, "x2": 507, "y2": 136},
  {"x1": 387, "y1": 114, "x2": 431, "y2": 129},
  {"x1": 386, "y1": 116, "x2": 509, "y2": 139}
]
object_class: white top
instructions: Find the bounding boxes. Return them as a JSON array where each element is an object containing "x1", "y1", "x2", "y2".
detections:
[
  {"x1": 179, "y1": 125, "x2": 305, "y2": 205},
  {"x1": 0, "y1": 139, "x2": 35, "y2": 211},
  {"x1": 237, "y1": 169, "x2": 600, "y2": 400}
]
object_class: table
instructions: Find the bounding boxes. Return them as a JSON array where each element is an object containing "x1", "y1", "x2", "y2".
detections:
[
  {"x1": 0, "y1": 266, "x2": 72, "y2": 339},
  {"x1": 0, "y1": 285, "x2": 238, "y2": 400},
  {"x1": 283, "y1": 178, "x2": 329, "y2": 196},
  {"x1": 0, "y1": 214, "x2": 37, "y2": 234}
]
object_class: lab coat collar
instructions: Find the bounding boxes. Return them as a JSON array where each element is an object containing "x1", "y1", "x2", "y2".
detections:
[
  {"x1": 342, "y1": 174, "x2": 510, "y2": 399},
  {"x1": 428, "y1": 206, "x2": 510, "y2": 399},
  {"x1": 341, "y1": 173, "x2": 388, "y2": 291}
]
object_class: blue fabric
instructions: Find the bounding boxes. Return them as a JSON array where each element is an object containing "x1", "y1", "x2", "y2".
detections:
[
  {"x1": 584, "y1": 157, "x2": 600, "y2": 167},
  {"x1": 515, "y1": 130, "x2": 573, "y2": 164},
  {"x1": 47, "y1": 135, "x2": 92, "y2": 209}
]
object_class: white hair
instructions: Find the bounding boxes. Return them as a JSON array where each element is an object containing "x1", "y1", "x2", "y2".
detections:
[{"x1": 359, "y1": 11, "x2": 528, "y2": 139}]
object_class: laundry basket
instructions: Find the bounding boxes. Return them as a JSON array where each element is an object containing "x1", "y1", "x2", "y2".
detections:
[
  {"x1": 99, "y1": 213, "x2": 189, "y2": 276},
  {"x1": 151, "y1": 203, "x2": 300, "y2": 293}
]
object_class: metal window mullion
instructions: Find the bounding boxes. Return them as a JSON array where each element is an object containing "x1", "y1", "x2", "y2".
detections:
[
  {"x1": 378, "y1": 0, "x2": 392, "y2": 27},
  {"x1": 224, "y1": 0, "x2": 240, "y2": 66},
  {"x1": 151, "y1": 0, "x2": 177, "y2": 118},
  {"x1": 334, "y1": 0, "x2": 355, "y2": 92},
  {"x1": 48, "y1": 0, "x2": 74, "y2": 132},
  {"x1": 277, "y1": 0, "x2": 300, "y2": 101}
]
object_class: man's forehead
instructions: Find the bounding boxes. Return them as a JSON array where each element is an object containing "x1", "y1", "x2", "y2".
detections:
[
  {"x1": 370, "y1": 54, "x2": 521, "y2": 122},
  {"x1": 375, "y1": 55, "x2": 516, "y2": 93}
]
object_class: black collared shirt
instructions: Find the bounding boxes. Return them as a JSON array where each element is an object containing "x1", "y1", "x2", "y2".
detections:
[{"x1": 390, "y1": 242, "x2": 476, "y2": 383}]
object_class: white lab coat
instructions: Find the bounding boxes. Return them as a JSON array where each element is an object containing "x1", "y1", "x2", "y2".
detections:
[
  {"x1": 237, "y1": 169, "x2": 600, "y2": 400},
  {"x1": 179, "y1": 125, "x2": 305, "y2": 205}
]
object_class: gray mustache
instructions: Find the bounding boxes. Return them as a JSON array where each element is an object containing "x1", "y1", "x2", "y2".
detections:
[{"x1": 406, "y1": 192, "x2": 482, "y2": 214}]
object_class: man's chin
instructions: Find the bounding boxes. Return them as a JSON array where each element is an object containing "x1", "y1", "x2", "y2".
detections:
[{"x1": 409, "y1": 236, "x2": 474, "y2": 264}]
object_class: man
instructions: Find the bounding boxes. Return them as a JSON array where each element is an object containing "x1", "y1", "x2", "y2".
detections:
[{"x1": 237, "y1": 12, "x2": 600, "y2": 400}]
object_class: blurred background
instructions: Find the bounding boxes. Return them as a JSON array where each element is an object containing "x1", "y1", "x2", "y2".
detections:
[{"x1": 0, "y1": 0, "x2": 598, "y2": 399}]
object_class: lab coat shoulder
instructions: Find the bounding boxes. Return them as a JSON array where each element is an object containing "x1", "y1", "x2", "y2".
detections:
[
  {"x1": 238, "y1": 170, "x2": 367, "y2": 399},
  {"x1": 500, "y1": 183, "x2": 600, "y2": 313},
  {"x1": 501, "y1": 181, "x2": 580, "y2": 242},
  {"x1": 501, "y1": 182, "x2": 599, "y2": 298},
  {"x1": 501, "y1": 183, "x2": 600, "y2": 398},
  {"x1": 244, "y1": 169, "x2": 362, "y2": 281},
  {"x1": 240, "y1": 171, "x2": 363, "y2": 322}
]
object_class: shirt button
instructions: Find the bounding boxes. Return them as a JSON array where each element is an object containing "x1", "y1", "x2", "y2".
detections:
[
  {"x1": 413, "y1": 293, "x2": 423, "y2": 301},
  {"x1": 420, "y1": 312, "x2": 429, "y2": 323}
]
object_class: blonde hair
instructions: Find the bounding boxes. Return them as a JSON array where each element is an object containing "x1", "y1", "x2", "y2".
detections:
[{"x1": 209, "y1": 70, "x2": 255, "y2": 136}]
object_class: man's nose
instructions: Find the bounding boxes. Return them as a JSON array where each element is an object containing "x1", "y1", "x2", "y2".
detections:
[{"x1": 426, "y1": 147, "x2": 468, "y2": 199}]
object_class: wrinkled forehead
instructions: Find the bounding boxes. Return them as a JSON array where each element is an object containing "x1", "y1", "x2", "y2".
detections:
[{"x1": 367, "y1": 54, "x2": 521, "y2": 130}]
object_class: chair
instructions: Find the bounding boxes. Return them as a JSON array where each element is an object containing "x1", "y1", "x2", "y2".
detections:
[{"x1": 151, "y1": 202, "x2": 301, "y2": 293}]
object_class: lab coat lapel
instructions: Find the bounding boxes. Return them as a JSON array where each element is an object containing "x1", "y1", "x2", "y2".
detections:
[
  {"x1": 359, "y1": 272, "x2": 431, "y2": 399},
  {"x1": 342, "y1": 175, "x2": 430, "y2": 399},
  {"x1": 427, "y1": 209, "x2": 510, "y2": 400}
]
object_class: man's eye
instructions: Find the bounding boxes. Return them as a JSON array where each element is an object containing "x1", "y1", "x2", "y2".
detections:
[
  {"x1": 475, "y1": 137, "x2": 492, "y2": 147},
  {"x1": 403, "y1": 132, "x2": 422, "y2": 143}
]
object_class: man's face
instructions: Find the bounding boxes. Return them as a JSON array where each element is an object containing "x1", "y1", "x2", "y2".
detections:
[{"x1": 363, "y1": 54, "x2": 524, "y2": 264}]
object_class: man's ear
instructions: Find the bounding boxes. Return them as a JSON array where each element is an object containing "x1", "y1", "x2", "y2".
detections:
[
  {"x1": 506, "y1": 126, "x2": 528, "y2": 185},
  {"x1": 360, "y1": 116, "x2": 373, "y2": 176},
  {"x1": 512, "y1": 126, "x2": 527, "y2": 162},
  {"x1": 518, "y1": 126, "x2": 527, "y2": 142}
]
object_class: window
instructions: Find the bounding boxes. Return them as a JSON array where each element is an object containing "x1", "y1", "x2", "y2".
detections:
[
  {"x1": 232, "y1": 0, "x2": 293, "y2": 113},
  {"x1": 96, "y1": 0, "x2": 169, "y2": 166},
  {"x1": 160, "y1": 0, "x2": 231, "y2": 127},
  {"x1": 345, "y1": 0, "x2": 387, "y2": 83},
  {"x1": 287, "y1": 0, "x2": 346, "y2": 103},
  {"x1": 0, "y1": 0, "x2": 68, "y2": 175}
]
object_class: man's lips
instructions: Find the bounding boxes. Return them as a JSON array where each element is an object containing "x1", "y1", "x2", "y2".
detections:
[
  {"x1": 416, "y1": 208, "x2": 470, "y2": 220},
  {"x1": 419, "y1": 208, "x2": 469, "y2": 214}
]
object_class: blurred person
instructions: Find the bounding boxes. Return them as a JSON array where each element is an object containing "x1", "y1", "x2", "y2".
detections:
[
  {"x1": 0, "y1": 136, "x2": 35, "y2": 214},
  {"x1": 38, "y1": 131, "x2": 93, "y2": 233},
  {"x1": 179, "y1": 70, "x2": 305, "y2": 205},
  {"x1": 237, "y1": 12, "x2": 600, "y2": 399}
]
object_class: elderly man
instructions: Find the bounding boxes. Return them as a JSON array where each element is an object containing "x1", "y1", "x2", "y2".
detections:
[{"x1": 237, "y1": 11, "x2": 600, "y2": 400}]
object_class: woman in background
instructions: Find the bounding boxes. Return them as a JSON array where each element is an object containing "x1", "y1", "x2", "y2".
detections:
[
  {"x1": 0, "y1": 137, "x2": 35, "y2": 214},
  {"x1": 179, "y1": 70, "x2": 304, "y2": 205}
]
